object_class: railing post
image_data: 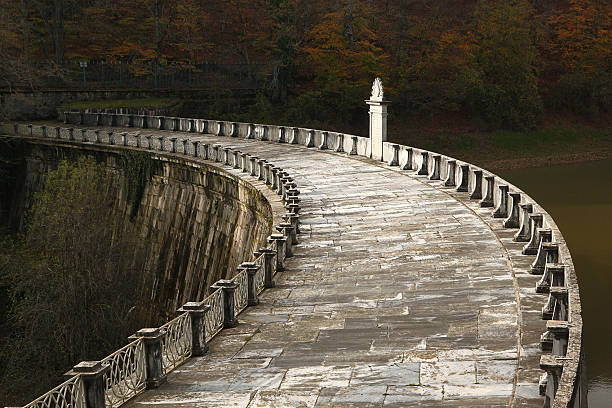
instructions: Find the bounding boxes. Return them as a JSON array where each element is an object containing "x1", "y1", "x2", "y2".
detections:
[
  {"x1": 547, "y1": 320, "x2": 570, "y2": 357},
  {"x1": 278, "y1": 127, "x2": 287, "y2": 143},
  {"x1": 492, "y1": 185, "x2": 509, "y2": 218},
  {"x1": 261, "y1": 125, "x2": 269, "y2": 141},
  {"x1": 536, "y1": 244, "x2": 560, "y2": 293},
  {"x1": 276, "y1": 222, "x2": 296, "y2": 257},
  {"x1": 233, "y1": 150, "x2": 242, "y2": 169},
  {"x1": 246, "y1": 123, "x2": 255, "y2": 139},
  {"x1": 306, "y1": 129, "x2": 315, "y2": 148},
  {"x1": 456, "y1": 164, "x2": 469, "y2": 192},
  {"x1": 389, "y1": 144, "x2": 399, "y2": 166},
  {"x1": 336, "y1": 133, "x2": 345, "y2": 152},
  {"x1": 366, "y1": 77, "x2": 389, "y2": 161},
  {"x1": 259, "y1": 248, "x2": 277, "y2": 288},
  {"x1": 470, "y1": 170, "x2": 483, "y2": 199},
  {"x1": 417, "y1": 152, "x2": 429, "y2": 175},
  {"x1": 514, "y1": 203, "x2": 534, "y2": 242},
  {"x1": 539, "y1": 355, "x2": 563, "y2": 405},
  {"x1": 350, "y1": 136, "x2": 358, "y2": 155},
  {"x1": 522, "y1": 214, "x2": 545, "y2": 255},
  {"x1": 241, "y1": 262, "x2": 261, "y2": 306},
  {"x1": 129, "y1": 328, "x2": 167, "y2": 389},
  {"x1": 530, "y1": 229, "x2": 553, "y2": 274},
  {"x1": 319, "y1": 131, "x2": 328, "y2": 150},
  {"x1": 429, "y1": 155, "x2": 441, "y2": 180},
  {"x1": 480, "y1": 175, "x2": 495, "y2": 207},
  {"x1": 401, "y1": 147, "x2": 413, "y2": 170},
  {"x1": 250, "y1": 156, "x2": 259, "y2": 176},
  {"x1": 224, "y1": 147, "x2": 232, "y2": 166},
  {"x1": 290, "y1": 127, "x2": 299, "y2": 144},
  {"x1": 258, "y1": 159, "x2": 267, "y2": 181},
  {"x1": 268, "y1": 234, "x2": 287, "y2": 272},
  {"x1": 503, "y1": 192, "x2": 521, "y2": 228},
  {"x1": 284, "y1": 211, "x2": 301, "y2": 234},
  {"x1": 177, "y1": 302, "x2": 210, "y2": 356},
  {"x1": 210, "y1": 280, "x2": 239, "y2": 328},
  {"x1": 65, "y1": 361, "x2": 109, "y2": 408}
]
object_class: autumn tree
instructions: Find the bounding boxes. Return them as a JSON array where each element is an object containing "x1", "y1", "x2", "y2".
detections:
[{"x1": 469, "y1": 0, "x2": 542, "y2": 129}]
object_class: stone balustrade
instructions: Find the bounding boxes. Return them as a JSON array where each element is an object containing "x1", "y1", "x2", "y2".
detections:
[{"x1": 1, "y1": 109, "x2": 586, "y2": 408}]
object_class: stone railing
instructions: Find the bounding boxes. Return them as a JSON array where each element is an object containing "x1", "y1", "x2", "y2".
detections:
[
  {"x1": 4, "y1": 109, "x2": 586, "y2": 407},
  {"x1": 2, "y1": 121, "x2": 300, "y2": 408}
]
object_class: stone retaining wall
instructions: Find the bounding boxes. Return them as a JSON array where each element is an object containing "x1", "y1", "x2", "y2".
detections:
[{"x1": 0, "y1": 137, "x2": 274, "y2": 317}]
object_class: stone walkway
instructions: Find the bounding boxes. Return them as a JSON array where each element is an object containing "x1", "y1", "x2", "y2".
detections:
[{"x1": 89, "y1": 126, "x2": 546, "y2": 407}]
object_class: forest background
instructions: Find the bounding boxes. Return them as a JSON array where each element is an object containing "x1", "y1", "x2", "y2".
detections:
[{"x1": 0, "y1": 0, "x2": 610, "y2": 136}]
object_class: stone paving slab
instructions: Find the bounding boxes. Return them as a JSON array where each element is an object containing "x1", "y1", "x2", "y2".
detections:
[{"x1": 75, "y1": 125, "x2": 547, "y2": 407}]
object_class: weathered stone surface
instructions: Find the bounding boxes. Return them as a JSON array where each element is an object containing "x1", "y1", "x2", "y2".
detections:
[{"x1": 8, "y1": 123, "x2": 549, "y2": 406}]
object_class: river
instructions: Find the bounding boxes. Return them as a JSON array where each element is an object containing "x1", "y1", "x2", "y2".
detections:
[{"x1": 499, "y1": 158, "x2": 612, "y2": 407}]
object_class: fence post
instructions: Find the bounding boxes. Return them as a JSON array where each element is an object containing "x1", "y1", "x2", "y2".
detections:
[
  {"x1": 177, "y1": 302, "x2": 210, "y2": 356},
  {"x1": 129, "y1": 328, "x2": 167, "y2": 389},
  {"x1": 65, "y1": 361, "x2": 109, "y2": 408},
  {"x1": 210, "y1": 280, "x2": 239, "y2": 328}
]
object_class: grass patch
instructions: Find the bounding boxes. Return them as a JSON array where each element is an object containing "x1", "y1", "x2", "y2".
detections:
[{"x1": 65, "y1": 97, "x2": 180, "y2": 110}]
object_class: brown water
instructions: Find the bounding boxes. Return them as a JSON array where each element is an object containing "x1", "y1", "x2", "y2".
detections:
[{"x1": 499, "y1": 158, "x2": 612, "y2": 408}]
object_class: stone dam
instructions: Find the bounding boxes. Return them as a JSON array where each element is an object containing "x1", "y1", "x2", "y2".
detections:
[{"x1": 1, "y1": 100, "x2": 586, "y2": 407}]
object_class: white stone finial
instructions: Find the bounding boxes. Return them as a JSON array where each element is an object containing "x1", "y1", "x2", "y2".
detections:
[{"x1": 370, "y1": 77, "x2": 384, "y2": 102}]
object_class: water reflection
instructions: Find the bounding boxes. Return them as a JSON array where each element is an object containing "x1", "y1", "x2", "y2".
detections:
[{"x1": 499, "y1": 159, "x2": 612, "y2": 408}]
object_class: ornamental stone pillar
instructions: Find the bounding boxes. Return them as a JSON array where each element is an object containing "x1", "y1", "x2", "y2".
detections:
[{"x1": 366, "y1": 77, "x2": 390, "y2": 161}]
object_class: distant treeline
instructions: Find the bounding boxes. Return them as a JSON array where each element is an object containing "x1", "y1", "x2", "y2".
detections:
[{"x1": 0, "y1": 0, "x2": 610, "y2": 129}]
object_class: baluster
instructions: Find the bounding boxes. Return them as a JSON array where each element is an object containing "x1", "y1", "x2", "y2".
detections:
[
  {"x1": 417, "y1": 152, "x2": 429, "y2": 175},
  {"x1": 523, "y1": 214, "x2": 545, "y2": 255},
  {"x1": 456, "y1": 164, "x2": 469, "y2": 192},
  {"x1": 261, "y1": 125, "x2": 269, "y2": 141},
  {"x1": 290, "y1": 127, "x2": 299, "y2": 144},
  {"x1": 514, "y1": 203, "x2": 534, "y2": 242},
  {"x1": 503, "y1": 192, "x2": 521, "y2": 228},
  {"x1": 401, "y1": 148, "x2": 413, "y2": 170},
  {"x1": 530, "y1": 229, "x2": 553, "y2": 274},
  {"x1": 445, "y1": 160, "x2": 456, "y2": 186},
  {"x1": 389, "y1": 144, "x2": 399, "y2": 166},
  {"x1": 536, "y1": 244, "x2": 560, "y2": 293},
  {"x1": 470, "y1": 170, "x2": 483, "y2": 199},
  {"x1": 480, "y1": 176, "x2": 495, "y2": 207},
  {"x1": 539, "y1": 355, "x2": 563, "y2": 405},
  {"x1": 246, "y1": 123, "x2": 256, "y2": 139},
  {"x1": 492, "y1": 185, "x2": 509, "y2": 218},
  {"x1": 429, "y1": 155, "x2": 441, "y2": 180},
  {"x1": 350, "y1": 136, "x2": 358, "y2": 155},
  {"x1": 336, "y1": 133, "x2": 345, "y2": 153},
  {"x1": 306, "y1": 130, "x2": 315, "y2": 147},
  {"x1": 320, "y1": 131, "x2": 328, "y2": 150}
]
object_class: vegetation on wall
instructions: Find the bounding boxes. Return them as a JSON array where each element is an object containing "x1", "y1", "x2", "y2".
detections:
[
  {"x1": 0, "y1": 157, "x2": 153, "y2": 405},
  {"x1": 120, "y1": 150, "x2": 159, "y2": 219}
]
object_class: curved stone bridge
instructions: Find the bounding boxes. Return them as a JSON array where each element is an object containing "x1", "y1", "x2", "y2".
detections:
[{"x1": 3, "y1": 111, "x2": 585, "y2": 407}]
